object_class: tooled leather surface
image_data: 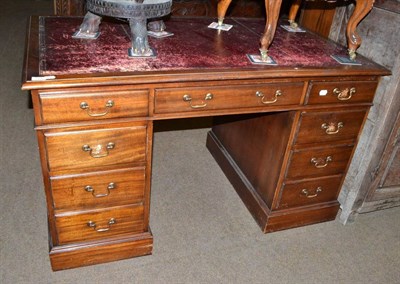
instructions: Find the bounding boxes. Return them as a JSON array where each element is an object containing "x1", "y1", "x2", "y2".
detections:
[{"x1": 39, "y1": 17, "x2": 375, "y2": 75}]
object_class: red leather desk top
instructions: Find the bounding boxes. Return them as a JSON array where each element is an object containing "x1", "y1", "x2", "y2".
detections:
[{"x1": 37, "y1": 16, "x2": 378, "y2": 76}]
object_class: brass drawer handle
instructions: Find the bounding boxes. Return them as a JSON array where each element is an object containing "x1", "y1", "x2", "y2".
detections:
[
  {"x1": 255, "y1": 89, "x2": 282, "y2": 104},
  {"x1": 333, "y1": 87, "x2": 356, "y2": 101},
  {"x1": 80, "y1": 100, "x2": 114, "y2": 117},
  {"x1": 84, "y1": 182, "x2": 116, "y2": 198},
  {"x1": 182, "y1": 93, "x2": 213, "y2": 109},
  {"x1": 87, "y1": 218, "x2": 116, "y2": 232},
  {"x1": 310, "y1": 156, "x2": 333, "y2": 168},
  {"x1": 82, "y1": 142, "x2": 115, "y2": 158},
  {"x1": 301, "y1": 187, "x2": 322, "y2": 198},
  {"x1": 321, "y1": 122, "x2": 344, "y2": 135}
]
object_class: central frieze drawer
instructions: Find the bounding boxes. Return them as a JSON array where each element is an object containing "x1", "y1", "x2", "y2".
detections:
[
  {"x1": 45, "y1": 125, "x2": 147, "y2": 172},
  {"x1": 295, "y1": 109, "x2": 367, "y2": 146},
  {"x1": 51, "y1": 168, "x2": 146, "y2": 210},
  {"x1": 39, "y1": 87, "x2": 149, "y2": 124},
  {"x1": 154, "y1": 83, "x2": 304, "y2": 114},
  {"x1": 286, "y1": 145, "x2": 354, "y2": 180},
  {"x1": 55, "y1": 205, "x2": 145, "y2": 245}
]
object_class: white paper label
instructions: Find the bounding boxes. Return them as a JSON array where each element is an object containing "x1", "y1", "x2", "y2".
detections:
[{"x1": 319, "y1": 90, "x2": 328, "y2": 96}]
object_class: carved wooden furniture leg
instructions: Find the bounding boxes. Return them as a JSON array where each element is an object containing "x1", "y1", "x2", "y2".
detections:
[
  {"x1": 260, "y1": 0, "x2": 283, "y2": 61},
  {"x1": 288, "y1": 0, "x2": 302, "y2": 28},
  {"x1": 217, "y1": 0, "x2": 233, "y2": 26},
  {"x1": 346, "y1": 0, "x2": 375, "y2": 60}
]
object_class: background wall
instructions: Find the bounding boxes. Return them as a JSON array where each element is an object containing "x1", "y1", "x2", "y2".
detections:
[{"x1": 329, "y1": 1, "x2": 400, "y2": 223}]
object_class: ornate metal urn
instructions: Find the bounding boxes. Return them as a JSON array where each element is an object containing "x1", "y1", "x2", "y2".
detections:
[{"x1": 73, "y1": 0, "x2": 172, "y2": 57}]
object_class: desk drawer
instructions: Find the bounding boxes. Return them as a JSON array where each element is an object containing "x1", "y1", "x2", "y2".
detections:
[
  {"x1": 154, "y1": 83, "x2": 303, "y2": 114},
  {"x1": 39, "y1": 87, "x2": 149, "y2": 124},
  {"x1": 278, "y1": 176, "x2": 342, "y2": 209},
  {"x1": 307, "y1": 81, "x2": 377, "y2": 105},
  {"x1": 51, "y1": 168, "x2": 145, "y2": 210},
  {"x1": 56, "y1": 205, "x2": 144, "y2": 245},
  {"x1": 45, "y1": 125, "x2": 147, "y2": 172},
  {"x1": 295, "y1": 109, "x2": 367, "y2": 146},
  {"x1": 286, "y1": 145, "x2": 354, "y2": 180}
]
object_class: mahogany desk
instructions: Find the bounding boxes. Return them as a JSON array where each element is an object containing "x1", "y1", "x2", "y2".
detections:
[{"x1": 22, "y1": 16, "x2": 389, "y2": 270}]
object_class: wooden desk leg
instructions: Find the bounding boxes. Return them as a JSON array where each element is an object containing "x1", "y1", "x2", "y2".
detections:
[
  {"x1": 346, "y1": 0, "x2": 374, "y2": 60},
  {"x1": 217, "y1": 0, "x2": 233, "y2": 26},
  {"x1": 288, "y1": 0, "x2": 302, "y2": 28},
  {"x1": 260, "y1": 0, "x2": 283, "y2": 61}
]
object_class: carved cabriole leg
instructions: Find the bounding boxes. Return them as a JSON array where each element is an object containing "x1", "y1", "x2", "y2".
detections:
[
  {"x1": 288, "y1": 0, "x2": 302, "y2": 28},
  {"x1": 260, "y1": 0, "x2": 283, "y2": 61},
  {"x1": 217, "y1": 0, "x2": 233, "y2": 26},
  {"x1": 346, "y1": 0, "x2": 375, "y2": 60}
]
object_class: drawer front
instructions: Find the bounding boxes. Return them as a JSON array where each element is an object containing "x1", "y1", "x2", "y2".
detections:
[
  {"x1": 39, "y1": 88, "x2": 149, "y2": 124},
  {"x1": 286, "y1": 145, "x2": 354, "y2": 180},
  {"x1": 295, "y1": 109, "x2": 367, "y2": 145},
  {"x1": 279, "y1": 176, "x2": 343, "y2": 209},
  {"x1": 56, "y1": 205, "x2": 144, "y2": 245},
  {"x1": 154, "y1": 83, "x2": 303, "y2": 114},
  {"x1": 51, "y1": 168, "x2": 145, "y2": 210},
  {"x1": 307, "y1": 81, "x2": 377, "y2": 105},
  {"x1": 45, "y1": 126, "x2": 147, "y2": 172}
]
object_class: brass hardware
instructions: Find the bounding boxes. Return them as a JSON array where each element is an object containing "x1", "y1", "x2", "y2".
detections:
[
  {"x1": 182, "y1": 93, "x2": 213, "y2": 109},
  {"x1": 82, "y1": 142, "x2": 115, "y2": 158},
  {"x1": 87, "y1": 218, "x2": 116, "y2": 232},
  {"x1": 80, "y1": 100, "x2": 114, "y2": 117},
  {"x1": 301, "y1": 187, "x2": 322, "y2": 198},
  {"x1": 348, "y1": 49, "x2": 357, "y2": 61},
  {"x1": 255, "y1": 90, "x2": 282, "y2": 104},
  {"x1": 288, "y1": 19, "x2": 298, "y2": 29},
  {"x1": 321, "y1": 122, "x2": 344, "y2": 135},
  {"x1": 259, "y1": 48, "x2": 269, "y2": 62},
  {"x1": 84, "y1": 182, "x2": 116, "y2": 198},
  {"x1": 333, "y1": 87, "x2": 356, "y2": 101},
  {"x1": 310, "y1": 156, "x2": 333, "y2": 168}
]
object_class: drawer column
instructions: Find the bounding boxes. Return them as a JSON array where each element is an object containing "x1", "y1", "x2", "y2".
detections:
[{"x1": 31, "y1": 87, "x2": 154, "y2": 271}]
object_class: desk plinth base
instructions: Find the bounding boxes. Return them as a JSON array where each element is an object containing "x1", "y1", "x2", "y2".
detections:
[
  {"x1": 49, "y1": 232, "x2": 153, "y2": 271},
  {"x1": 206, "y1": 131, "x2": 340, "y2": 233}
]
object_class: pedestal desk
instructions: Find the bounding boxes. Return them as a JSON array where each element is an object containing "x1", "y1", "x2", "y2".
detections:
[{"x1": 22, "y1": 16, "x2": 390, "y2": 270}]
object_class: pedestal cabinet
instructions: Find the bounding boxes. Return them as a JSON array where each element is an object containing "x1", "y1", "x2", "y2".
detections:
[
  {"x1": 22, "y1": 16, "x2": 389, "y2": 270},
  {"x1": 32, "y1": 86, "x2": 154, "y2": 270},
  {"x1": 208, "y1": 84, "x2": 377, "y2": 232}
]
